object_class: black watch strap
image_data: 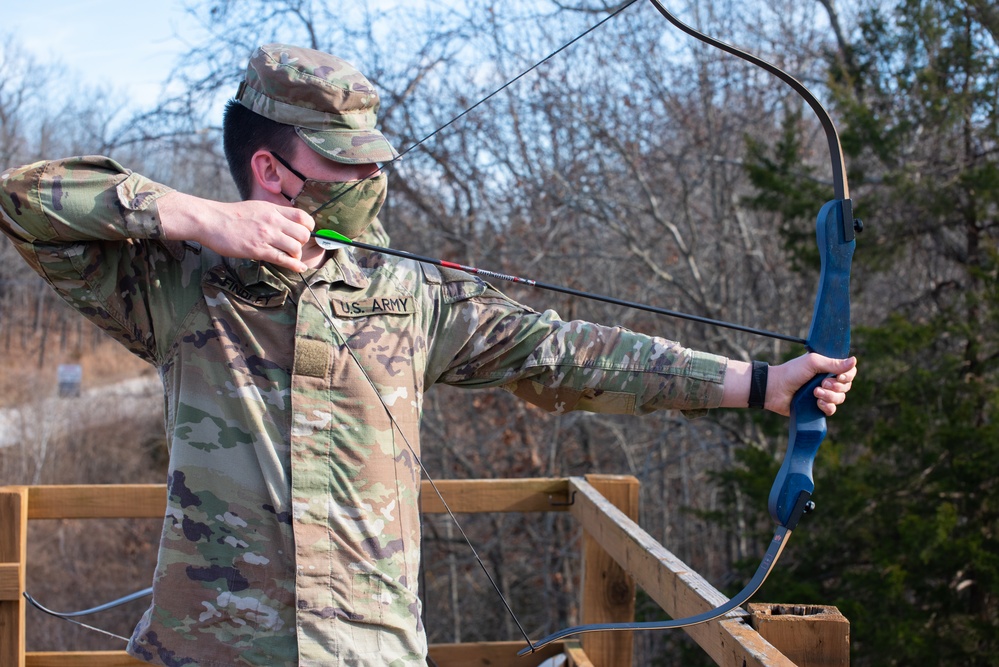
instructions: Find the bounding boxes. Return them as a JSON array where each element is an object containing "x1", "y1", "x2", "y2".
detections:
[{"x1": 749, "y1": 360, "x2": 769, "y2": 409}]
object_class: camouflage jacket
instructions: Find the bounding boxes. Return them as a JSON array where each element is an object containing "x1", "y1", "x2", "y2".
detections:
[{"x1": 0, "y1": 156, "x2": 727, "y2": 667}]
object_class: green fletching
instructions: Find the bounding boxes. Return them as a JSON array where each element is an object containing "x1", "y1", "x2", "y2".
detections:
[
  {"x1": 315, "y1": 229, "x2": 352, "y2": 242},
  {"x1": 312, "y1": 229, "x2": 352, "y2": 250}
]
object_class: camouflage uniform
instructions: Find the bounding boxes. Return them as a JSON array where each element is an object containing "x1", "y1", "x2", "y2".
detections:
[{"x1": 0, "y1": 46, "x2": 728, "y2": 667}]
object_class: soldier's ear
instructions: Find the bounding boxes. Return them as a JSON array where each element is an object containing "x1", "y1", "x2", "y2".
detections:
[{"x1": 249, "y1": 151, "x2": 286, "y2": 198}]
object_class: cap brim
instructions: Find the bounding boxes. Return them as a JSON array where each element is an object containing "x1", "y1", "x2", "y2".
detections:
[{"x1": 297, "y1": 127, "x2": 398, "y2": 164}]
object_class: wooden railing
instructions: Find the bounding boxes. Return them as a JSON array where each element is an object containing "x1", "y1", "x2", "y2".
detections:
[{"x1": 0, "y1": 476, "x2": 849, "y2": 666}]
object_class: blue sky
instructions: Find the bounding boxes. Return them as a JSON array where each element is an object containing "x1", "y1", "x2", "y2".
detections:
[{"x1": 6, "y1": 1, "x2": 202, "y2": 108}]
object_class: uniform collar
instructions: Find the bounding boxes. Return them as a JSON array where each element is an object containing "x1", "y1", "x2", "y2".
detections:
[{"x1": 225, "y1": 248, "x2": 371, "y2": 292}]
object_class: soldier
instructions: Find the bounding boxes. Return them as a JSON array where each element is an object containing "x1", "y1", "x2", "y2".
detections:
[{"x1": 0, "y1": 44, "x2": 856, "y2": 667}]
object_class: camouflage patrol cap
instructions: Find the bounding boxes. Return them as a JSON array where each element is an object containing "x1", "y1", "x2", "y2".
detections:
[{"x1": 236, "y1": 43, "x2": 398, "y2": 164}]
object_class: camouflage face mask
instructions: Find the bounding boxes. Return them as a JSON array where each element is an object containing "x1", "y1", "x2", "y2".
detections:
[{"x1": 272, "y1": 152, "x2": 387, "y2": 240}]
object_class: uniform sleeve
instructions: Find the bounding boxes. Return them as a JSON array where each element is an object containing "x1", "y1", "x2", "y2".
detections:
[
  {"x1": 0, "y1": 156, "x2": 200, "y2": 365},
  {"x1": 424, "y1": 268, "x2": 727, "y2": 415}
]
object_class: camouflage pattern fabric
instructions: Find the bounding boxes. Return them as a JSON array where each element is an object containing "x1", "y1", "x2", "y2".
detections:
[
  {"x1": 0, "y1": 156, "x2": 727, "y2": 667},
  {"x1": 238, "y1": 44, "x2": 398, "y2": 165},
  {"x1": 288, "y1": 170, "x2": 387, "y2": 239}
]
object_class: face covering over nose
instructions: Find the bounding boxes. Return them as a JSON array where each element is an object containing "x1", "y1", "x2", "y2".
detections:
[{"x1": 273, "y1": 152, "x2": 387, "y2": 240}]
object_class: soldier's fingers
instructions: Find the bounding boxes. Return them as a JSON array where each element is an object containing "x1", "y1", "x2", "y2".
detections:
[
  {"x1": 814, "y1": 384, "x2": 847, "y2": 404},
  {"x1": 816, "y1": 399, "x2": 838, "y2": 417},
  {"x1": 278, "y1": 206, "x2": 315, "y2": 234},
  {"x1": 264, "y1": 242, "x2": 308, "y2": 272},
  {"x1": 821, "y1": 377, "x2": 853, "y2": 393}
]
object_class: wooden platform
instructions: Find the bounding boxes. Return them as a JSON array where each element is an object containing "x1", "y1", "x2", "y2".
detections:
[{"x1": 1, "y1": 478, "x2": 849, "y2": 666}]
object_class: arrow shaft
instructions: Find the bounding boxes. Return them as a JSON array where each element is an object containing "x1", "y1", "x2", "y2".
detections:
[{"x1": 322, "y1": 235, "x2": 807, "y2": 345}]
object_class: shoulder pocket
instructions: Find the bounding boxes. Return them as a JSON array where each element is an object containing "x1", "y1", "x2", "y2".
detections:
[{"x1": 421, "y1": 263, "x2": 488, "y2": 304}]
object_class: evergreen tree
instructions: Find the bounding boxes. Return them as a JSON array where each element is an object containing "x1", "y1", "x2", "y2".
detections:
[{"x1": 735, "y1": 0, "x2": 999, "y2": 663}]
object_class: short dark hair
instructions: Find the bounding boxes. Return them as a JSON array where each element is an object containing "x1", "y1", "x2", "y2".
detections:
[{"x1": 222, "y1": 99, "x2": 299, "y2": 200}]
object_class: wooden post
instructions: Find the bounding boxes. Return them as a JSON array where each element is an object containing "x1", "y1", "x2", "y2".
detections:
[
  {"x1": 562, "y1": 640, "x2": 596, "y2": 667},
  {"x1": 1, "y1": 487, "x2": 29, "y2": 667},
  {"x1": 579, "y1": 475, "x2": 638, "y2": 666},
  {"x1": 748, "y1": 603, "x2": 850, "y2": 667}
]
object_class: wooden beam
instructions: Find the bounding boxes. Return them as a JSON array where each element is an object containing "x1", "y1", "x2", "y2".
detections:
[
  {"x1": 713, "y1": 618, "x2": 799, "y2": 667},
  {"x1": 749, "y1": 603, "x2": 850, "y2": 667},
  {"x1": 568, "y1": 477, "x2": 795, "y2": 667},
  {"x1": 23, "y1": 643, "x2": 573, "y2": 667},
  {"x1": 0, "y1": 487, "x2": 28, "y2": 667},
  {"x1": 419, "y1": 478, "x2": 572, "y2": 514},
  {"x1": 0, "y1": 562, "x2": 21, "y2": 601},
  {"x1": 26, "y1": 652, "x2": 147, "y2": 667},
  {"x1": 26, "y1": 485, "x2": 165, "y2": 520},
  {"x1": 24, "y1": 479, "x2": 573, "y2": 520},
  {"x1": 580, "y1": 475, "x2": 638, "y2": 666},
  {"x1": 564, "y1": 639, "x2": 597, "y2": 667},
  {"x1": 427, "y1": 641, "x2": 564, "y2": 666}
]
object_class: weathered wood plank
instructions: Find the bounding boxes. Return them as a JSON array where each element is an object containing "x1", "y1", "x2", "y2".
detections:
[
  {"x1": 749, "y1": 603, "x2": 850, "y2": 667},
  {"x1": 419, "y1": 478, "x2": 571, "y2": 514},
  {"x1": 26, "y1": 652, "x2": 147, "y2": 667},
  {"x1": 25, "y1": 479, "x2": 573, "y2": 520},
  {"x1": 0, "y1": 562, "x2": 21, "y2": 601},
  {"x1": 1, "y1": 487, "x2": 28, "y2": 667},
  {"x1": 428, "y1": 641, "x2": 564, "y2": 666},
  {"x1": 568, "y1": 477, "x2": 795, "y2": 667},
  {"x1": 715, "y1": 617, "x2": 800, "y2": 667},
  {"x1": 26, "y1": 485, "x2": 165, "y2": 520},
  {"x1": 581, "y1": 474, "x2": 638, "y2": 666},
  {"x1": 25, "y1": 643, "x2": 569, "y2": 667},
  {"x1": 563, "y1": 638, "x2": 597, "y2": 666}
]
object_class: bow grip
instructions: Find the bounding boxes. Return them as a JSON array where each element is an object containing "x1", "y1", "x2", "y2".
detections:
[
  {"x1": 768, "y1": 379, "x2": 825, "y2": 528},
  {"x1": 768, "y1": 199, "x2": 855, "y2": 528}
]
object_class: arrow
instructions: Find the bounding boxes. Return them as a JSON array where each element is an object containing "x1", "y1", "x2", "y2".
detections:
[{"x1": 312, "y1": 229, "x2": 807, "y2": 345}]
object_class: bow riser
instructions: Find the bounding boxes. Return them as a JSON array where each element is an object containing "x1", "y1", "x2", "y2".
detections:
[
  {"x1": 807, "y1": 199, "x2": 856, "y2": 356},
  {"x1": 768, "y1": 199, "x2": 856, "y2": 529}
]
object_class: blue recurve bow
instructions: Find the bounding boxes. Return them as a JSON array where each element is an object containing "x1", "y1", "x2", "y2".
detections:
[{"x1": 518, "y1": 0, "x2": 861, "y2": 654}]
